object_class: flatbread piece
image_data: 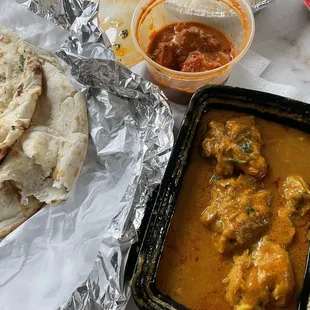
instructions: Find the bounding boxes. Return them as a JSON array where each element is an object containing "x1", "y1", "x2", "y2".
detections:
[
  {"x1": 0, "y1": 28, "x2": 88, "y2": 238},
  {"x1": 0, "y1": 25, "x2": 43, "y2": 160}
]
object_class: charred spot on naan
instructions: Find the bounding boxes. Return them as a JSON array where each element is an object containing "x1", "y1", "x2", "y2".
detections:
[
  {"x1": 15, "y1": 119, "x2": 29, "y2": 130},
  {"x1": 75, "y1": 115, "x2": 80, "y2": 124},
  {"x1": 32, "y1": 64, "x2": 43, "y2": 76},
  {"x1": 50, "y1": 199, "x2": 61, "y2": 205},
  {"x1": 16, "y1": 83, "x2": 24, "y2": 97},
  {"x1": 52, "y1": 169, "x2": 65, "y2": 181},
  {"x1": 0, "y1": 143, "x2": 12, "y2": 160}
]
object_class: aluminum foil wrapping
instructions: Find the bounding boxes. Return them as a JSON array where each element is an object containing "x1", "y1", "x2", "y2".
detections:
[
  {"x1": 16, "y1": 0, "x2": 174, "y2": 309},
  {"x1": 249, "y1": 0, "x2": 276, "y2": 13}
]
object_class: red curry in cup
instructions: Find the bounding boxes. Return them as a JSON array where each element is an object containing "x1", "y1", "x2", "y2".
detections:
[
  {"x1": 131, "y1": 0, "x2": 255, "y2": 103},
  {"x1": 147, "y1": 22, "x2": 234, "y2": 73}
]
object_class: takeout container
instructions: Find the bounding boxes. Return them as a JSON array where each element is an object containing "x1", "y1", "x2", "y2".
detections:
[
  {"x1": 130, "y1": 86, "x2": 310, "y2": 310},
  {"x1": 131, "y1": 0, "x2": 255, "y2": 103}
]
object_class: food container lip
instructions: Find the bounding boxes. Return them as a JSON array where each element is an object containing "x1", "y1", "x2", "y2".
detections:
[
  {"x1": 120, "y1": 51, "x2": 144, "y2": 68},
  {"x1": 131, "y1": 0, "x2": 255, "y2": 79}
]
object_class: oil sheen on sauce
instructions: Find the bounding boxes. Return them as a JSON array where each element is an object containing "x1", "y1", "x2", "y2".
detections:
[{"x1": 156, "y1": 110, "x2": 310, "y2": 310}]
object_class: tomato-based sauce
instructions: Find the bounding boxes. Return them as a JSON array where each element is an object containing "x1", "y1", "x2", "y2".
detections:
[{"x1": 147, "y1": 22, "x2": 233, "y2": 72}]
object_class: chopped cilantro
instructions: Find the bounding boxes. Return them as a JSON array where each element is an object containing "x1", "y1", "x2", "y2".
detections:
[
  {"x1": 238, "y1": 140, "x2": 252, "y2": 154},
  {"x1": 11, "y1": 125, "x2": 16, "y2": 130},
  {"x1": 225, "y1": 157, "x2": 247, "y2": 164},
  {"x1": 113, "y1": 43, "x2": 121, "y2": 50},
  {"x1": 210, "y1": 175, "x2": 222, "y2": 182},
  {"x1": 246, "y1": 205, "x2": 255, "y2": 215},
  {"x1": 119, "y1": 29, "x2": 129, "y2": 39},
  {"x1": 19, "y1": 54, "x2": 26, "y2": 72}
]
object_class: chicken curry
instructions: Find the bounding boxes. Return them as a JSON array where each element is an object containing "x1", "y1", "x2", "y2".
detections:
[{"x1": 157, "y1": 110, "x2": 310, "y2": 310}]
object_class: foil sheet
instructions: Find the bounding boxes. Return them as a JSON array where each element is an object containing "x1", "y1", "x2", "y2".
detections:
[
  {"x1": 14, "y1": 0, "x2": 174, "y2": 309},
  {"x1": 249, "y1": 0, "x2": 276, "y2": 13}
]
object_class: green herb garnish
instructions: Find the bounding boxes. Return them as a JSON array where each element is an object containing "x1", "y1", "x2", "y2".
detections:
[
  {"x1": 113, "y1": 43, "x2": 121, "y2": 50},
  {"x1": 238, "y1": 140, "x2": 252, "y2": 154},
  {"x1": 19, "y1": 55, "x2": 26, "y2": 72},
  {"x1": 246, "y1": 205, "x2": 255, "y2": 215},
  {"x1": 224, "y1": 157, "x2": 247, "y2": 164},
  {"x1": 210, "y1": 175, "x2": 222, "y2": 182},
  {"x1": 119, "y1": 29, "x2": 129, "y2": 39},
  {"x1": 11, "y1": 125, "x2": 16, "y2": 130}
]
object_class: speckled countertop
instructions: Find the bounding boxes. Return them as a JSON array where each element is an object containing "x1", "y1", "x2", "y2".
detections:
[{"x1": 252, "y1": 0, "x2": 310, "y2": 93}]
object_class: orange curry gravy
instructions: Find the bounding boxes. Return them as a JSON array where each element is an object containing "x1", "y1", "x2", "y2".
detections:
[
  {"x1": 147, "y1": 22, "x2": 233, "y2": 72},
  {"x1": 156, "y1": 110, "x2": 310, "y2": 310}
]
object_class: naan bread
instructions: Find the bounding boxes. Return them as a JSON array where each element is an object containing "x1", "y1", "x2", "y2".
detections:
[
  {"x1": 0, "y1": 26, "x2": 43, "y2": 160},
  {"x1": 0, "y1": 40, "x2": 88, "y2": 237},
  {"x1": 0, "y1": 125, "x2": 88, "y2": 204},
  {"x1": 0, "y1": 182, "x2": 43, "y2": 238}
]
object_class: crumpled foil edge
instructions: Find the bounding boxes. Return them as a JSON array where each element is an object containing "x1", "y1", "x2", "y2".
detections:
[{"x1": 250, "y1": 0, "x2": 276, "y2": 13}]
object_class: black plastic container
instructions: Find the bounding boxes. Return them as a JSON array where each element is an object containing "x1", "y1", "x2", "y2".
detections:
[{"x1": 131, "y1": 85, "x2": 310, "y2": 310}]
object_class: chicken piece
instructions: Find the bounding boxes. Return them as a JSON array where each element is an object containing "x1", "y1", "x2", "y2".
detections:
[
  {"x1": 224, "y1": 239, "x2": 295, "y2": 310},
  {"x1": 151, "y1": 41, "x2": 178, "y2": 69},
  {"x1": 272, "y1": 175, "x2": 310, "y2": 247},
  {"x1": 181, "y1": 52, "x2": 221, "y2": 72},
  {"x1": 202, "y1": 116, "x2": 267, "y2": 179},
  {"x1": 282, "y1": 174, "x2": 310, "y2": 216},
  {"x1": 271, "y1": 207, "x2": 296, "y2": 247},
  {"x1": 201, "y1": 121, "x2": 225, "y2": 157},
  {"x1": 200, "y1": 175, "x2": 271, "y2": 253}
]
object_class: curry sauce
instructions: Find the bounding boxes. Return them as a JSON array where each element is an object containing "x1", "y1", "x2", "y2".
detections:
[{"x1": 156, "y1": 110, "x2": 310, "y2": 310}]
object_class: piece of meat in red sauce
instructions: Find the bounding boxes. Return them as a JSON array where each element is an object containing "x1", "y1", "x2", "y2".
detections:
[
  {"x1": 151, "y1": 41, "x2": 178, "y2": 70},
  {"x1": 174, "y1": 26, "x2": 221, "y2": 55},
  {"x1": 148, "y1": 22, "x2": 233, "y2": 73},
  {"x1": 181, "y1": 52, "x2": 221, "y2": 72}
]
